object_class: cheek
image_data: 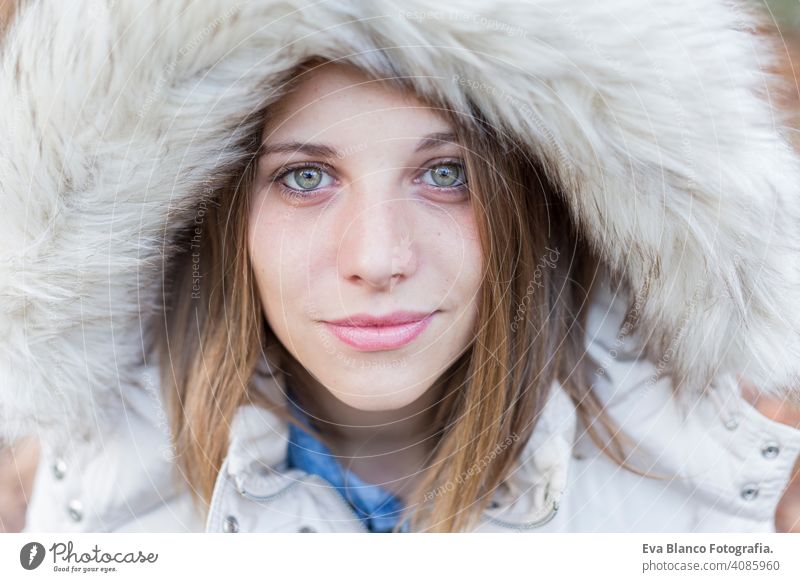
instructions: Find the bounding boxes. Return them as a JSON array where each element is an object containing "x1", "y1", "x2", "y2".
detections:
[
  {"x1": 461, "y1": 213, "x2": 484, "y2": 292},
  {"x1": 454, "y1": 233, "x2": 483, "y2": 334},
  {"x1": 420, "y1": 205, "x2": 483, "y2": 348},
  {"x1": 247, "y1": 196, "x2": 301, "y2": 318},
  {"x1": 248, "y1": 197, "x2": 277, "y2": 279},
  {"x1": 435, "y1": 205, "x2": 483, "y2": 298},
  {"x1": 247, "y1": 193, "x2": 331, "y2": 330}
]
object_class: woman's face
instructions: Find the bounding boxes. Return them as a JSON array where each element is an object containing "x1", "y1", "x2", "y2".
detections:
[{"x1": 248, "y1": 63, "x2": 483, "y2": 412}]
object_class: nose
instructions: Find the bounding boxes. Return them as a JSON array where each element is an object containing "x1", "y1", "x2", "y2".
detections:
[{"x1": 336, "y1": 193, "x2": 418, "y2": 291}]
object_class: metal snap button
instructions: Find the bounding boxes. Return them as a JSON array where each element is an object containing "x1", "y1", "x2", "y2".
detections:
[
  {"x1": 740, "y1": 484, "x2": 759, "y2": 501},
  {"x1": 723, "y1": 416, "x2": 740, "y2": 431},
  {"x1": 222, "y1": 515, "x2": 239, "y2": 533},
  {"x1": 67, "y1": 499, "x2": 83, "y2": 522},
  {"x1": 298, "y1": 525, "x2": 316, "y2": 533},
  {"x1": 761, "y1": 442, "x2": 780, "y2": 459},
  {"x1": 52, "y1": 458, "x2": 67, "y2": 480}
]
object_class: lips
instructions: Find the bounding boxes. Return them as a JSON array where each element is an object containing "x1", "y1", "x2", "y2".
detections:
[{"x1": 322, "y1": 310, "x2": 436, "y2": 351}]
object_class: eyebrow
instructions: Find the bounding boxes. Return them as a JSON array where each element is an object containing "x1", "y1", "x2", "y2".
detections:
[
  {"x1": 258, "y1": 131, "x2": 460, "y2": 159},
  {"x1": 413, "y1": 131, "x2": 460, "y2": 153},
  {"x1": 259, "y1": 141, "x2": 340, "y2": 159}
]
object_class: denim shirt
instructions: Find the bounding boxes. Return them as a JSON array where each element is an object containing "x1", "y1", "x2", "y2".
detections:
[{"x1": 285, "y1": 383, "x2": 410, "y2": 532}]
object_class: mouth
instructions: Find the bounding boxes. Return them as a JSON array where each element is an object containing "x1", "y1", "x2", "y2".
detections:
[{"x1": 321, "y1": 310, "x2": 437, "y2": 352}]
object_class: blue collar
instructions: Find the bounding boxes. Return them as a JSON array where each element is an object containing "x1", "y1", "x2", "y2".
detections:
[{"x1": 285, "y1": 383, "x2": 409, "y2": 533}]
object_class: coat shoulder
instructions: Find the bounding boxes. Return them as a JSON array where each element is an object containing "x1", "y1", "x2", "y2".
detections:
[{"x1": 23, "y1": 367, "x2": 204, "y2": 532}]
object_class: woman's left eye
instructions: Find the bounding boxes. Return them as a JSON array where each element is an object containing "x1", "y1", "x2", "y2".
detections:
[
  {"x1": 278, "y1": 165, "x2": 335, "y2": 191},
  {"x1": 420, "y1": 162, "x2": 467, "y2": 188}
]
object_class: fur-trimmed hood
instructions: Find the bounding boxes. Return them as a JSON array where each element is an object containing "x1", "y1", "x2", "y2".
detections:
[{"x1": 2, "y1": 0, "x2": 800, "y2": 446}]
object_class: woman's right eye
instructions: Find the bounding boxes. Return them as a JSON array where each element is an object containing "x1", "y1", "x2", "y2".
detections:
[{"x1": 278, "y1": 166, "x2": 335, "y2": 192}]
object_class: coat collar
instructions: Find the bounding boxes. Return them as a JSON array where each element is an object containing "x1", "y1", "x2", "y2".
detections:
[{"x1": 222, "y1": 377, "x2": 578, "y2": 526}]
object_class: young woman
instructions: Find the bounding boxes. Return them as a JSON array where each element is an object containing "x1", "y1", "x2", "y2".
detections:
[{"x1": 4, "y1": 0, "x2": 800, "y2": 533}]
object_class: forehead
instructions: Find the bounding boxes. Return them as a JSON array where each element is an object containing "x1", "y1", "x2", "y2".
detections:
[{"x1": 263, "y1": 63, "x2": 453, "y2": 142}]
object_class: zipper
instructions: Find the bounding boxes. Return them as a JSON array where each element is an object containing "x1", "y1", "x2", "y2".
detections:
[
  {"x1": 238, "y1": 472, "x2": 369, "y2": 533},
  {"x1": 478, "y1": 498, "x2": 560, "y2": 531}
]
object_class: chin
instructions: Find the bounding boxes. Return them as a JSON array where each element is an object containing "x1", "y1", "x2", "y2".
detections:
[{"x1": 327, "y1": 375, "x2": 432, "y2": 412}]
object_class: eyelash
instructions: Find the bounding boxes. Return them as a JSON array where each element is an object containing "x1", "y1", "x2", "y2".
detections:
[
  {"x1": 415, "y1": 158, "x2": 468, "y2": 191},
  {"x1": 269, "y1": 162, "x2": 334, "y2": 196},
  {"x1": 269, "y1": 159, "x2": 469, "y2": 198}
]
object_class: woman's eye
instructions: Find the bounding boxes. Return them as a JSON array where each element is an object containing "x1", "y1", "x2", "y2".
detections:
[
  {"x1": 421, "y1": 162, "x2": 467, "y2": 188},
  {"x1": 279, "y1": 166, "x2": 334, "y2": 191}
]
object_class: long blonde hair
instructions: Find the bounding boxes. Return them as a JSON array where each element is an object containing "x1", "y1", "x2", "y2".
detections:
[{"x1": 151, "y1": 58, "x2": 657, "y2": 533}]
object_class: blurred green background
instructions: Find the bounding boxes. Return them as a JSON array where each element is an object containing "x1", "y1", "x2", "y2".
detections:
[{"x1": 758, "y1": 0, "x2": 800, "y2": 31}]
